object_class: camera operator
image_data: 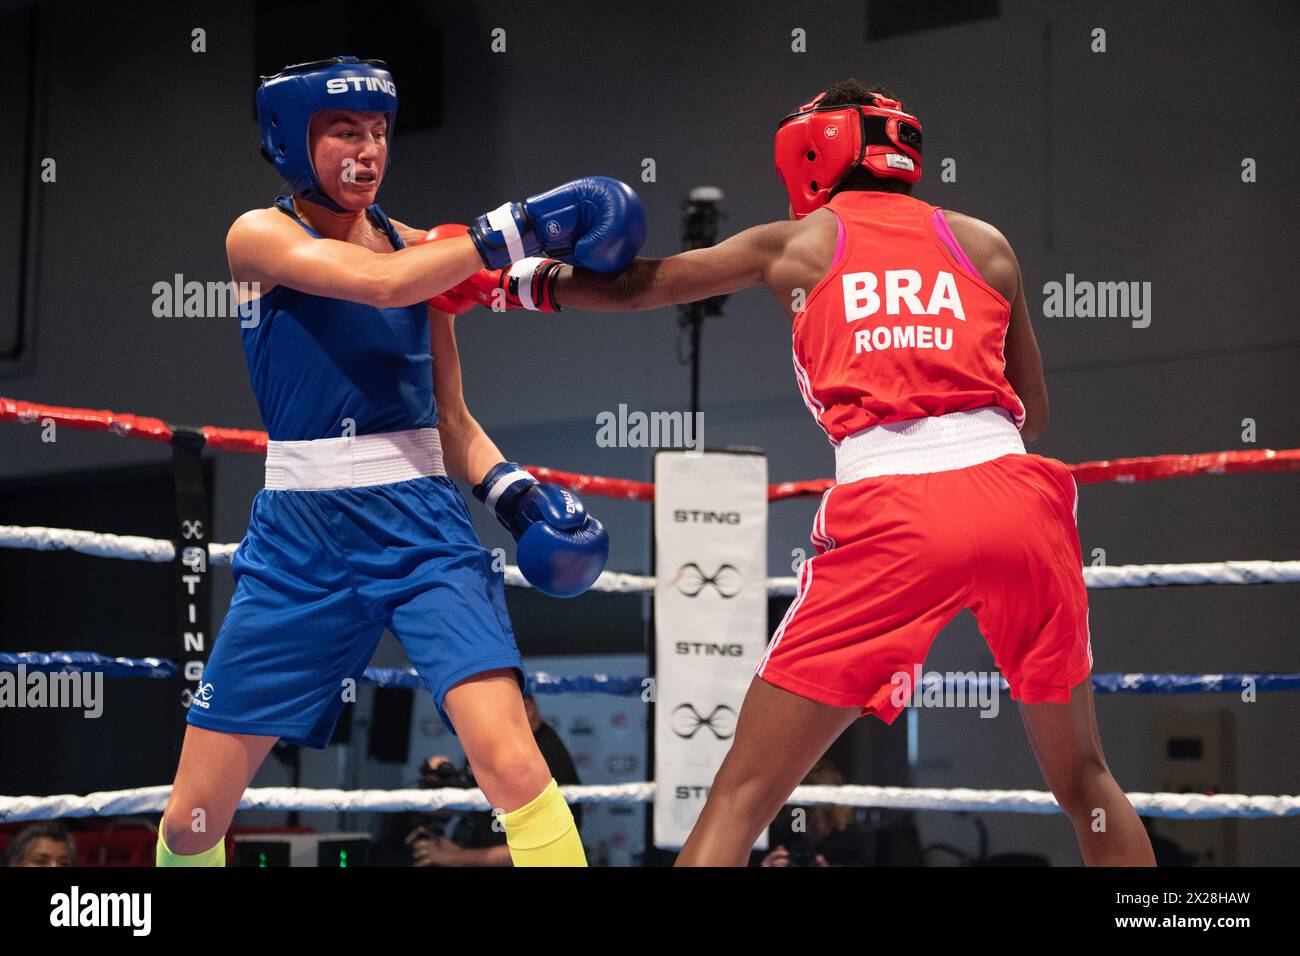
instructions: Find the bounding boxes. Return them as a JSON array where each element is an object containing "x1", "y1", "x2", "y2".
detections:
[
  {"x1": 759, "y1": 758, "x2": 877, "y2": 867},
  {"x1": 407, "y1": 694, "x2": 583, "y2": 867}
]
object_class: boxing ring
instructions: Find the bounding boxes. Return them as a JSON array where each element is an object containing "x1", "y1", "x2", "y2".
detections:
[{"x1": 2, "y1": 395, "x2": 1298, "y2": 845}]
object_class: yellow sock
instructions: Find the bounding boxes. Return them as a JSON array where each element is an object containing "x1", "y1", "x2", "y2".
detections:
[
  {"x1": 502, "y1": 779, "x2": 587, "y2": 867},
  {"x1": 155, "y1": 829, "x2": 225, "y2": 867}
]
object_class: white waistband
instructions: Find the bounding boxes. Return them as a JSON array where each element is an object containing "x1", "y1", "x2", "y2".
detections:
[
  {"x1": 265, "y1": 428, "x2": 447, "y2": 491},
  {"x1": 835, "y1": 407, "x2": 1025, "y2": 483}
]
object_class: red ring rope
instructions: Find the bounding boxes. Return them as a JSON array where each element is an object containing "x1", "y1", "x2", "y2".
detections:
[{"x1": 4, "y1": 396, "x2": 1296, "y2": 500}]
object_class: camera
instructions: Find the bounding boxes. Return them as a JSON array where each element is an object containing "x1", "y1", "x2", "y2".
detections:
[{"x1": 420, "y1": 760, "x2": 476, "y2": 791}]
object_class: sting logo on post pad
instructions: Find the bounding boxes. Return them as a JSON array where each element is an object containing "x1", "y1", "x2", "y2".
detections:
[
  {"x1": 669, "y1": 562, "x2": 742, "y2": 598},
  {"x1": 672, "y1": 509, "x2": 741, "y2": 524},
  {"x1": 671, "y1": 703, "x2": 737, "y2": 740}
]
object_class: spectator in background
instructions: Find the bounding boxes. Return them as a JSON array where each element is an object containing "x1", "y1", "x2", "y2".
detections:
[
  {"x1": 760, "y1": 758, "x2": 875, "y2": 867},
  {"x1": 5, "y1": 823, "x2": 77, "y2": 867},
  {"x1": 408, "y1": 693, "x2": 584, "y2": 866}
]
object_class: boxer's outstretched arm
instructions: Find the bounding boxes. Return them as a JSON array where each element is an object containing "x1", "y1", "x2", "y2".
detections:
[
  {"x1": 554, "y1": 220, "x2": 797, "y2": 312},
  {"x1": 227, "y1": 208, "x2": 483, "y2": 308}
]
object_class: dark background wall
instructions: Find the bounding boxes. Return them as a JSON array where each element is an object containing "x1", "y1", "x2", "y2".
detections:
[{"x1": 0, "y1": 0, "x2": 1296, "y2": 864}]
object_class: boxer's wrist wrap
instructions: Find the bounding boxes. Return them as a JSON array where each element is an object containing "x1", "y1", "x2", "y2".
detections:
[
  {"x1": 509, "y1": 258, "x2": 564, "y2": 312},
  {"x1": 470, "y1": 202, "x2": 541, "y2": 270},
  {"x1": 473, "y1": 461, "x2": 538, "y2": 534}
]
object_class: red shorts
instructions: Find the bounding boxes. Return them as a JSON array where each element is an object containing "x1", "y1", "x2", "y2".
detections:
[{"x1": 756, "y1": 454, "x2": 1092, "y2": 722}]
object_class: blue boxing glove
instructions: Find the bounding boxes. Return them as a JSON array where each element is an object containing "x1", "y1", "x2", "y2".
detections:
[
  {"x1": 469, "y1": 176, "x2": 646, "y2": 273},
  {"x1": 473, "y1": 462, "x2": 609, "y2": 598}
]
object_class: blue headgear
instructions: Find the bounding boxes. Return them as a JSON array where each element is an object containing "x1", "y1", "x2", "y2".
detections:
[{"x1": 256, "y1": 56, "x2": 397, "y2": 212}]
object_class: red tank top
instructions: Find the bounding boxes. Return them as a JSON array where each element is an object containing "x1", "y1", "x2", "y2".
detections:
[{"x1": 792, "y1": 191, "x2": 1025, "y2": 445}]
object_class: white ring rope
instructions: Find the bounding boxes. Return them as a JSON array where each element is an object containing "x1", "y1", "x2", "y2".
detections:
[
  {"x1": 0, "y1": 525, "x2": 239, "y2": 565},
  {"x1": 1085, "y1": 561, "x2": 1300, "y2": 589},
  {"x1": 2, "y1": 525, "x2": 1297, "y2": 593},
  {"x1": 0, "y1": 783, "x2": 1295, "y2": 823},
  {"x1": 772, "y1": 561, "x2": 1300, "y2": 593}
]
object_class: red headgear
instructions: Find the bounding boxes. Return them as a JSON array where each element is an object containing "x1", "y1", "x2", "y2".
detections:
[{"x1": 774, "y1": 90, "x2": 923, "y2": 219}]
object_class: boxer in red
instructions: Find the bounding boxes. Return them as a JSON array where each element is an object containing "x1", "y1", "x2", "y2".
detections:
[{"x1": 444, "y1": 79, "x2": 1155, "y2": 866}]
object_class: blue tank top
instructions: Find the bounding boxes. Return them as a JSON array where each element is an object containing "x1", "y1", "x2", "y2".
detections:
[{"x1": 238, "y1": 197, "x2": 436, "y2": 441}]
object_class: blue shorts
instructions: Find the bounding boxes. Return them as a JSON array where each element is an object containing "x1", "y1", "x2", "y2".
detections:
[{"x1": 187, "y1": 475, "x2": 522, "y2": 748}]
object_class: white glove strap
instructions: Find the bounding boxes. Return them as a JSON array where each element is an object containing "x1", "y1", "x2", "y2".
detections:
[
  {"x1": 484, "y1": 203, "x2": 526, "y2": 264},
  {"x1": 510, "y1": 257, "x2": 548, "y2": 310},
  {"x1": 484, "y1": 468, "x2": 536, "y2": 512}
]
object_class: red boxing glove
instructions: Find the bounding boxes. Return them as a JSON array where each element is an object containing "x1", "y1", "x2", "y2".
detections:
[
  {"x1": 428, "y1": 287, "x2": 478, "y2": 315},
  {"x1": 459, "y1": 257, "x2": 564, "y2": 313},
  {"x1": 417, "y1": 224, "x2": 478, "y2": 315}
]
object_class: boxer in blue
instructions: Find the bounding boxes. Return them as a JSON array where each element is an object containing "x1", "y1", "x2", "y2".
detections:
[{"x1": 156, "y1": 57, "x2": 645, "y2": 868}]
